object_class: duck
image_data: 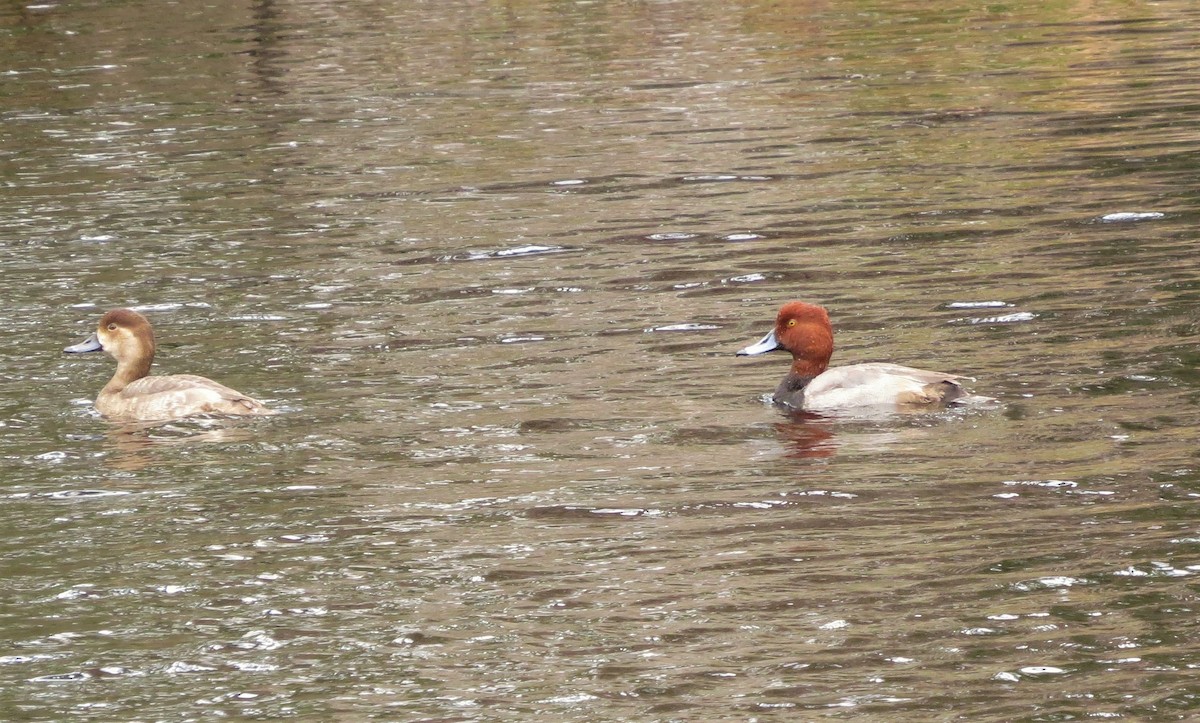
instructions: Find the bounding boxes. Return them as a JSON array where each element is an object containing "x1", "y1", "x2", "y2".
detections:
[
  {"x1": 736, "y1": 301, "x2": 980, "y2": 411},
  {"x1": 64, "y1": 308, "x2": 275, "y2": 421}
]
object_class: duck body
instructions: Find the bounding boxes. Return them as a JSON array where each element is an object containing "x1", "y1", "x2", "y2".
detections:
[
  {"x1": 737, "y1": 302, "x2": 975, "y2": 412},
  {"x1": 92, "y1": 373, "x2": 271, "y2": 421},
  {"x1": 65, "y1": 308, "x2": 273, "y2": 422},
  {"x1": 771, "y1": 361, "x2": 967, "y2": 410}
]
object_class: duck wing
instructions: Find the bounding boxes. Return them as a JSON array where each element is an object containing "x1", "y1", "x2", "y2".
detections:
[
  {"x1": 802, "y1": 363, "x2": 968, "y2": 409},
  {"x1": 116, "y1": 374, "x2": 273, "y2": 418}
]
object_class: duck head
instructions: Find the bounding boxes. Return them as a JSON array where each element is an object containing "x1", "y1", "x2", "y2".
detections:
[
  {"x1": 736, "y1": 301, "x2": 834, "y2": 378},
  {"x1": 65, "y1": 308, "x2": 157, "y2": 382}
]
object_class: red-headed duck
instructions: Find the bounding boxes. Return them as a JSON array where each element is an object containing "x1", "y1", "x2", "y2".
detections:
[
  {"x1": 737, "y1": 301, "x2": 981, "y2": 411},
  {"x1": 64, "y1": 308, "x2": 274, "y2": 421}
]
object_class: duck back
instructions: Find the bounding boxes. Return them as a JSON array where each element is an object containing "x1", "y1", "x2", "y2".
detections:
[
  {"x1": 97, "y1": 374, "x2": 274, "y2": 421},
  {"x1": 777, "y1": 363, "x2": 966, "y2": 410}
]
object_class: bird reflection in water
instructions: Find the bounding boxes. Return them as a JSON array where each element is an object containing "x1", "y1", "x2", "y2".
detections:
[
  {"x1": 774, "y1": 411, "x2": 839, "y2": 459},
  {"x1": 102, "y1": 419, "x2": 260, "y2": 471}
]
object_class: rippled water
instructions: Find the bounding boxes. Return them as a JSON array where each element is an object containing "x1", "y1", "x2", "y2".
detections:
[{"x1": 5, "y1": 0, "x2": 1200, "y2": 718}]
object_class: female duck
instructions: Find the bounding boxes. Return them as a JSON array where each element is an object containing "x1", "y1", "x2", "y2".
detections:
[
  {"x1": 65, "y1": 308, "x2": 274, "y2": 421},
  {"x1": 736, "y1": 301, "x2": 980, "y2": 411}
]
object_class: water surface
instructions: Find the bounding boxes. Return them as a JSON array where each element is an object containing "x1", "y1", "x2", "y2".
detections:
[{"x1": 4, "y1": 0, "x2": 1200, "y2": 719}]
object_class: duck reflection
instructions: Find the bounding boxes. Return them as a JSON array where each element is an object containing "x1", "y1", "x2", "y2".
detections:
[
  {"x1": 774, "y1": 412, "x2": 839, "y2": 459},
  {"x1": 103, "y1": 419, "x2": 260, "y2": 471}
]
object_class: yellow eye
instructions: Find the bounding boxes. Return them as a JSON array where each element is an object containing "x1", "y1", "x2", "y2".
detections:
[
  {"x1": 107, "y1": 323, "x2": 117, "y2": 331},
  {"x1": 786, "y1": 319, "x2": 797, "y2": 328}
]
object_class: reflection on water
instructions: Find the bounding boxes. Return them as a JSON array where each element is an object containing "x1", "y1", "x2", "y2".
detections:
[
  {"x1": 4, "y1": 0, "x2": 1200, "y2": 719},
  {"x1": 775, "y1": 415, "x2": 839, "y2": 460},
  {"x1": 97, "y1": 420, "x2": 266, "y2": 471}
]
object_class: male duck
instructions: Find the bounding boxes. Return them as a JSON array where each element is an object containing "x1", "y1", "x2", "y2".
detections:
[
  {"x1": 736, "y1": 301, "x2": 980, "y2": 411},
  {"x1": 64, "y1": 308, "x2": 274, "y2": 421}
]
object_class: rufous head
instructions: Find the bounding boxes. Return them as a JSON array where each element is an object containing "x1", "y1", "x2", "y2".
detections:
[
  {"x1": 736, "y1": 301, "x2": 835, "y2": 377},
  {"x1": 65, "y1": 308, "x2": 156, "y2": 379}
]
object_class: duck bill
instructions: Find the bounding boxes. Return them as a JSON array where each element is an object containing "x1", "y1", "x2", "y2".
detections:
[
  {"x1": 736, "y1": 329, "x2": 782, "y2": 356},
  {"x1": 64, "y1": 333, "x2": 103, "y2": 354}
]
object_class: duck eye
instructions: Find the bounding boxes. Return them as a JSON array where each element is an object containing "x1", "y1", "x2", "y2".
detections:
[
  {"x1": 107, "y1": 323, "x2": 117, "y2": 331},
  {"x1": 786, "y1": 319, "x2": 797, "y2": 328}
]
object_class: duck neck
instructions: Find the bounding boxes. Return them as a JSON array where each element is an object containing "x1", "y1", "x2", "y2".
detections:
[
  {"x1": 790, "y1": 355, "x2": 829, "y2": 380},
  {"x1": 779, "y1": 372, "x2": 817, "y2": 394},
  {"x1": 104, "y1": 349, "x2": 153, "y2": 393}
]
